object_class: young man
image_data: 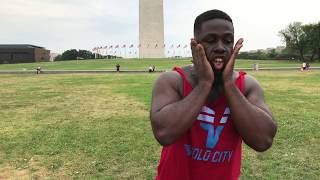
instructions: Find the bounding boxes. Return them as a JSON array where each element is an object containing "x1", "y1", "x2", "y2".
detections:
[{"x1": 150, "y1": 9, "x2": 277, "y2": 180}]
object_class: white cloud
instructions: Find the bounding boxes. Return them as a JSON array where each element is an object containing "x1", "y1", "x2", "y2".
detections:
[{"x1": 0, "y1": 0, "x2": 139, "y2": 52}]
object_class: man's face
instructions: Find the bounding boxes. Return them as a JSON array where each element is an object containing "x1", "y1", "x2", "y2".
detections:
[{"x1": 196, "y1": 19, "x2": 234, "y2": 73}]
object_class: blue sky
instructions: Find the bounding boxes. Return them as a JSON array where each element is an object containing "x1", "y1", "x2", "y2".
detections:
[{"x1": 0, "y1": 0, "x2": 319, "y2": 54}]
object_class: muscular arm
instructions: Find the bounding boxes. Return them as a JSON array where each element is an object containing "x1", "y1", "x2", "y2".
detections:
[
  {"x1": 150, "y1": 40, "x2": 214, "y2": 146},
  {"x1": 221, "y1": 39, "x2": 277, "y2": 152},
  {"x1": 150, "y1": 71, "x2": 211, "y2": 146},
  {"x1": 223, "y1": 75, "x2": 277, "y2": 152}
]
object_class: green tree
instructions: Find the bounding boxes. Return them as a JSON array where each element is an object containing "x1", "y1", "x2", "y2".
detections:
[
  {"x1": 78, "y1": 49, "x2": 94, "y2": 59},
  {"x1": 303, "y1": 22, "x2": 320, "y2": 61},
  {"x1": 279, "y1": 22, "x2": 308, "y2": 61},
  {"x1": 268, "y1": 49, "x2": 276, "y2": 59},
  {"x1": 54, "y1": 55, "x2": 62, "y2": 61},
  {"x1": 61, "y1": 49, "x2": 78, "y2": 60},
  {"x1": 238, "y1": 52, "x2": 249, "y2": 59}
]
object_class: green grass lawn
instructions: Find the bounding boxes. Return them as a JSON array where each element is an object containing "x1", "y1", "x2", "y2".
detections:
[
  {"x1": 0, "y1": 58, "x2": 319, "y2": 71},
  {"x1": 0, "y1": 71, "x2": 319, "y2": 179}
]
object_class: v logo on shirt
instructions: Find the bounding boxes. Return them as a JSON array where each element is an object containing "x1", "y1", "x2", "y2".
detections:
[{"x1": 197, "y1": 106, "x2": 230, "y2": 149}]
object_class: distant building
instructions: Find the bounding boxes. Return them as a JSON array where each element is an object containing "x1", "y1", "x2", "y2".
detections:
[
  {"x1": 257, "y1": 49, "x2": 268, "y2": 53},
  {"x1": 266, "y1": 48, "x2": 275, "y2": 53},
  {"x1": 275, "y1": 46, "x2": 285, "y2": 53},
  {"x1": 0, "y1": 44, "x2": 50, "y2": 64},
  {"x1": 248, "y1": 49, "x2": 257, "y2": 53},
  {"x1": 248, "y1": 46, "x2": 285, "y2": 54},
  {"x1": 49, "y1": 53, "x2": 60, "y2": 62}
]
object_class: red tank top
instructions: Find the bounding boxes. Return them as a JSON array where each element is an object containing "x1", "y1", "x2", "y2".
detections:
[{"x1": 156, "y1": 67, "x2": 246, "y2": 180}]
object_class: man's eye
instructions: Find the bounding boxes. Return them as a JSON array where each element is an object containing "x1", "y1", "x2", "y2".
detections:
[
  {"x1": 224, "y1": 39, "x2": 233, "y2": 44},
  {"x1": 205, "y1": 38, "x2": 216, "y2": 43}
]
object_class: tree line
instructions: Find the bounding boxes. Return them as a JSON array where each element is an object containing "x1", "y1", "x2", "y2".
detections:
[
  {"x1": 239, "y1": 22, "x2": 319, "y2": 62},
  {"x1": 54, "y1": 49, "x2": 119, "y2": 61}
]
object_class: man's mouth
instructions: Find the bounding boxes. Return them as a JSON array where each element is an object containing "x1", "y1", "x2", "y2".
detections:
[
  {"x1": 214, "y1": 57, "x2": 224, "y2": 63},
  {"x1": 212, "y1": 57, "x2": 225, "y2": 70}
]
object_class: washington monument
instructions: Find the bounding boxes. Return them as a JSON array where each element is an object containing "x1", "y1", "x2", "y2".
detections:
[{"x1": 139, "y1": 0, "x2": 165, "y2": 58}]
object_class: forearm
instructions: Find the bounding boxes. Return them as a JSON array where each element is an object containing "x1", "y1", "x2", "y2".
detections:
[
  {"x1": 151, "y1": 82, "x2": 211, "y2": 146},
  {"x1": 224, "y1": 82, "x2": 277, "y2": 151}
]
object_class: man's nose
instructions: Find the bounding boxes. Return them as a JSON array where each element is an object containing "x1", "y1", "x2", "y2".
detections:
[{"x1": 213, "y1": 41, "x2": 226, "y2": 54}]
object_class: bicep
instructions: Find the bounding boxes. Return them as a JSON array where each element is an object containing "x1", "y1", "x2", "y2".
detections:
[
  {"x1": 245, "y1": 76, "x2": 273, "y2": 117},
  {"x1": 151, "y1": 72, "x2": 182, "y2": 115}
]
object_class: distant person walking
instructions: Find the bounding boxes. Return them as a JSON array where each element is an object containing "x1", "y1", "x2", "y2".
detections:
[
  {"x1": 306, "y1": 62, "x2": 310, "y2": 70},
  {"x1": 116, "y1": 64, "x2": 120, "y2": 72},
  {"x1": 301, "y1": 62, "x2": 310, "y2": 71},
  {"x1": 302, "y1": 62, "x2": 307, "y2": 71},
  {"x1": 149, "y1": 66, "x2": 153, "y2": 72},
  {"x1": 36, "y1": 67, "x2": 41, "y2": 74},
  {"x1": 149, "y1": 65, "x2": 156, "y2": 72}
]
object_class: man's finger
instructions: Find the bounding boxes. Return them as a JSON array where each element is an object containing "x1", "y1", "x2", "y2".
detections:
[
  {"x1": 229, "y1": 38, "x2": 244, "y2": 63},
  {"x1": 195, "y1": 44, "x2": 204, "y2": 64},
  {"x1": 225, "y1": 38, "x2": 243, "y2": 72},
  {"x1": 197, "y1": 44, "x2": 207, "y2": 62},
  {"x1": 190, "y1": 38, "x2": 198, "y2": 63},
  {"x1": 233, "y1": 38, "x2": 244, "y2": 54}
]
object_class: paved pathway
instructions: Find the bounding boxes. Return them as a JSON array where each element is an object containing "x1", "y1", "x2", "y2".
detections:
[{"x1": 0, "y1": 67, "x2": 319, "y2": 74}]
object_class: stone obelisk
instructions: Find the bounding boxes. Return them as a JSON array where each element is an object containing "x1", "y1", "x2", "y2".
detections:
[{"x1": 139, "y1": 0, "x2": 165, "y2": 58}]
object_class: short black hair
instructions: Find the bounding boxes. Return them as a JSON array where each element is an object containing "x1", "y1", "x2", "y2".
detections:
[{"x1": 194, "y1": 9, "x2": 233, "y2": 36}]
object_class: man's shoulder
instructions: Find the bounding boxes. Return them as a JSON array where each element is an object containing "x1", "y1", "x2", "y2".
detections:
[
  {"x1": 155, "y1": 69, "x2": 182, "y2": 89},
  {"x1": 242, "y1": 72, "x2": 262, "y2": 96},
  {"x1": 155, "y1": 65, "x2": 193, "y2": 94},
  {"x1": 153, "y1": 69, "x2": 184, "y2": 97},
  {"x1": 243, "y1": 73, "x2": 259, "y2": 85},
  {"x1": 159, "y1": 65, "x2": 192, "y2": 79},
  {"x1": 158, "y1": 69, "x2": 180, "y2": 80}
]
